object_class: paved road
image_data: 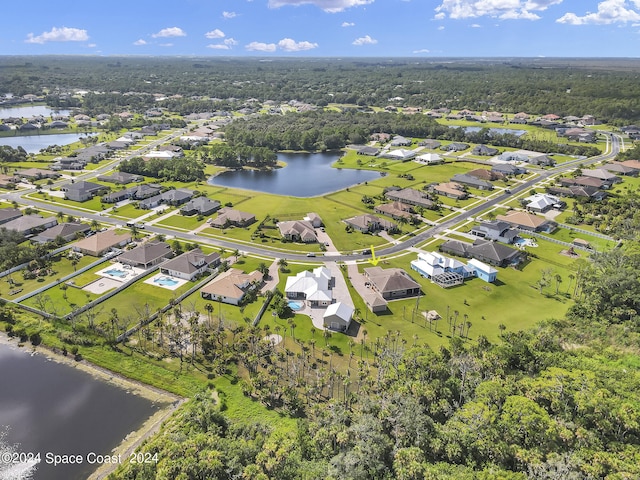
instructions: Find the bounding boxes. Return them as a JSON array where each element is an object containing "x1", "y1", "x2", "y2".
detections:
[{"x1": 1, "y1": 131, "x2": 621, "y2": 264}]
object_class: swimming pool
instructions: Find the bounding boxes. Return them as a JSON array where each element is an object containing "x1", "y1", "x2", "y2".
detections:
[
  {"x1": 104, "y1": 268, "x2": 127, "y2": 278},
  {"x1": 514, "y1": 238, "x2": 538, "y2": 247},
  {"x1": 288, "y1": 301, "x2": 304, "y2": 311},
  {"x1": 154, "y1": 276, "x2": 179, "y2": 287}
]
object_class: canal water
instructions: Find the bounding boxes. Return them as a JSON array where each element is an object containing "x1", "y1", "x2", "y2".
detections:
[
  {"x1": 208, "y1": 151, "x2": 380, "y2": 197},
  {"x1": 0, "y1": 340, "x2": 158, "y2": 480}
]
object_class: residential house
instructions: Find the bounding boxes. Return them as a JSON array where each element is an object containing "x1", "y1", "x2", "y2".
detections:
[
  {"x1": 451, "y1": 173, "x2": 494, "y2": 190},
  {"x1": 410, "y1": 251, "x2": 472, "y2": 287},
  {"x1": 600, "y1": 163, "x2": 638, "y2": 176},
  {"x1": 370, "y1": 133, "x2": 391, "y2": 143},
  {"x1": 14, "y1": 168, "x2": 59, "y2": 181},
  {"x1": 498, "y1": 152, "x2": 530, "y2": 163},
  {"x1": 344, "y1": 214, "x2": 396, "y2": 233},
  {"x1": 201, "y1": 268, "x2": 263, "y2": 306},
  {"x1": 390, "y1": 135, "x2": 412, "y2": 147},
  {"x1": 374, "y1": 202, "x2": 414, "y2": 221},
  {"x1": 72, "y1": 230, "x2": 131, "y2": 256},
  {"x1": 50, "y1": 157, "x2": 86, "y2": 171},
  {"x1": 323, "y1": 302, "x2": 354, "y2": 332},
  {"x1": 363, "y1": 266, "x2": 421, "y2": 300},
  {"x1": 382, "y1": 149, "x2": 416, "y2": 161},
  {"x1": 472, "y1": 145, "x2": 499, "y2": 156},
  {"x1": 2, "y1": 215, "x2": 57, "y2": 235},
  {"x1": 31, "y1": 222, "x2": 91, "y2": 243},
  {"x1": 96, "y1": 171, "x2": 144, "y2": 184},
  {"x1": 432, "y1": 182, "x2": 468, "y2": 200},
  {"x1": 527, "y1": 154, "x2": 555, "y2": 167},
  {"x1": 440, "y1": 239, "x2": 523, "y2": 268},
  {"x1": 414, "y1": 153, "x2": 443, "y2": 165},
  {"x1": 117, "y1": 241, "x2": 174, "y2": 269},
  {"x1": 285, "y1": 267, "x2": 333, "y2": 307},
  {"x1": 102, "y1": 183, "x2": 163, "y2": 204},
  {"x1": 208, "y1": 208, "x2": 256, "y2": 228},
  {"x1": 418, "y1": 139, "x2": 441, "y2": 149},
  {"x1": 547, "y1": 185, "x2": 607, "y2": 201},
  {"x1": 524, "y1": 193, "x2": 565, "y2": 213},
  {"x1": 559, "y1": 176, "x2": 608, "y2": 189},
  {"x1": 0, "y1": 174, "x2": 16, "y2": 189},
  {"x1": 580, "y1": 168, "x2": 622, "y2": 184},
  {"x1": 496, "y1": 211, "x2": 556, "y2": 232},
  {"x1": 180, "y1": 197, "x2": 221, "y2": 216},
  {"x1": 363, "y1": 292, "x2": 388, "y2": 313},
  {"x1": 159, "y1": 249, "x2": 221, "y2": 281},
  {"x1": 385, "y1": 188, "x2": 435, "y2": 209},
  {"x1": 440, "y1": 142, "x2": 470, "y2": 152},
  {"x1": 61, "y1": 181, "x2": 107, "y2": 202},
  {"x1": 356, "y1": 146, "x2": 380, "y2": 156},
  {"x1": 620, "y1": 160, "x2": 640, "y2": 171},
  {"x1": 470, "y1": 220, "x2": 520, "y2": 244},
  {"x1": 492, "y1": 163, "x2": 527, "y2": 176},
  {"x1": 466, "y1": 169, "x2": 504, "y2": 182},
  {"x1": 0, "y1": 208, "x2": 23, "y2": 225},
  {"x1": 139, "y1": 189, "x2": 194, "y2": 209},
  {"x1": 277, "y1": 220, "x2": 317, "y2": 243}
]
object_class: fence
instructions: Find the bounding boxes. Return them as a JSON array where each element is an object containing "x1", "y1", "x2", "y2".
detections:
[{"x1": 0, "y1": 245, "x2": 72, "y2": 280}]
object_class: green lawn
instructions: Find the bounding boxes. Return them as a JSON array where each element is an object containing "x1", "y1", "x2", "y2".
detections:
[
  {"x1": 157, "y1": 212, "x2": 207, "y2": 231},
  {"x1": 28, "y1": 192, "x2": 106, "y2": 213},
  {"x1": 21, "y1": 282, "x2": 99, "y2": 316}
]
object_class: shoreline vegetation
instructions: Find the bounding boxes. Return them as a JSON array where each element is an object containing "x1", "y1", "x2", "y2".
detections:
[{"x1": 0, "y1": 333, "x2": 183, "y2": 480}]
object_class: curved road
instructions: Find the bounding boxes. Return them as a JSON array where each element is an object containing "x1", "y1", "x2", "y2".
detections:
[{"x1": 2, "y1": 132, "x2": 621, "y2": 263}]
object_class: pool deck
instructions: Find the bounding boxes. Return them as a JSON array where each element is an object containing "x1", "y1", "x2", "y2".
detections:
[{"x1": 143, "y1": 272, "x2": 187, "y2": 290}]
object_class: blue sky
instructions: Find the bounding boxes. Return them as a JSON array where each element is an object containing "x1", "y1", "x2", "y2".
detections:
[{"x1": 1, "y1": 1, "x2": 639, "y2": 57}]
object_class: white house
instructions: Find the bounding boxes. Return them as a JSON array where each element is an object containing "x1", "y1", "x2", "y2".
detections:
[{"x1": 285, "y1": 266, "x2": 333, "y2": 307}]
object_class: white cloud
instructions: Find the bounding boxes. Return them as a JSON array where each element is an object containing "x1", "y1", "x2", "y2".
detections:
[
  {"x1": 557, "y1": 0, "x2": 640, "y2": 25},
  {"x1": 159, "y1": 43, "x2": 174, "y2": 47},
  {"x1": 87, "y1": 43, "x2": 97, "y2": 48},
  {"x1": 25, "y1": 26, "x2": 89, "y2": 44},
  {"x1": 205, "y1": 29, "x2": 225, "y2": 39},
  {"x1": 438, "y1": 25, "x2": 446, "y2": 29},
  {"x1": 353, "y1": 34, "x2": 377, "y2": 45},
  {"x1": 223, "y1": 11, "x2": 238, "y2": 19},
  {"x1": 470, "y1": 23, "x2": 482, "y2": 27},
  {"x1": 278, "y1": 38, "x2": 319, "y2": 51},
  {"x1": 268, "y1": 0, "x2": 374, "y2": 13},
  {"x1": 246, "y1": 41, "x2": 277, "y2": 51},
  {"x1": 434, "y1": 0, "x2": 562, "y2": 20},
  {"x1": 152, "y1": 27, "x2": 186, "y2": 38},
  {"x1": 342, "y1": 21, "x2": 356, "y2": 26},
  {"x1": 413, "y1": 48, "x2": 430, "y2": 53},
  {"x1": 208, "y1": 38, "x2": 239, "y2": 50},
  {"x1": 133, "y1": 39, "x2": 147, "y2": 46}
]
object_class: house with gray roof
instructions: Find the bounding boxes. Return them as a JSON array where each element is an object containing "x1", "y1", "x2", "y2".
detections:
[
  {"x1": 440, "y1": 142, "x2": 470, "y2": 152},
  {"x1": 96, "y1": 171, "x2": 144, "y2": 184},
  {"x1": 118, "y1": 241, "x2": 174, "y2": 269},
  {"x1": 385, "y1": 188, "x2": 435, "y2": 209},
  {"x1": 470, "y1": 220, "x2": 520, "y2": 244},
  {"x1": 31, "y1": 222, "x2": 91, "y2": 243},
  {"x1": 356, "y1": 146, "x2": 380, "y2": 156},
  {"x1": 61, "y1": 181, "x2": 107, "y2": 202},
  {"x1": 440, "y1": 239, "x2": 523, "y2": 267},
  {"x1": 180, "y1": 197, "x2": 221, "y2": 216},
  {"x1": 451, "y1": 173, "x2": 494, "y2": 190},
  {"x1": 0, "y1": 208, "x2": 23, "y2": 225},
  {"x1": 2, "y1": 215, "x2": 57, "y2": 235},
  {"x1": 492, "y1": 163, "x2": 527, "y2": 176},
  {"x1": 472, "y1": 144, "x2": 499, "y2": 156},
  {"x1": 208, "y1": 208, "x2": 256, "y2": 228},
  {"x1": 159, "y1": 249, "x2": 220, "y2": 281}
]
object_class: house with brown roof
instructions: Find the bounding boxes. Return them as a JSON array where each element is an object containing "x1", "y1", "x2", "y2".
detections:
[
  {"x1": 559, "y1": 176, "x2": 608, "y2": 189},
  {"x1": 14, "y1": 168, "x2": 59, "y2": 181},
  {"x1": 385, "y1": 188, "x2": 435, "y2": 209},
  {"x1": 72, "y1": 230, "x2": 132, "y2": 256},
  {"x1": 374, "y1": 202, "x2": 413, "y2": 221},
  {"x1": 363, "y1": 267, "x2": 421, "y2": 300},
  {"x1": 496, "y1": 211, "x2": 555, "y2": 232},
  {"x1": 601, "y1": 163, "x2": 638, "y2": 176},
  {"x1": 118, "y1": 241, "x2": 174, "y2": 269},
  {"x1": 432, "y1": 182, "x2": 468, "y2": 200},
  {"x1": 466, "y1": 169, "x2": 504, "y2": 182},
  {"x1": 0, "y1": 174, "x2": 17, "y2": 188},
  {"x1": 277, "y1": 220, "x2": 317, "y2": 243},
  {"x1": 620, "y1": 160, "x2": 640, "y2": 171},
  {"x1": 159, "y1": 249, "x2": 220, "y2": 280},
  {"x1": 344, "y1": 214, "x2": 396, "y2": 233},
  {"x1": 208, "y1": 208, "x2": 256, "y2": 228},
  {"x1": 201, "y1": 268, "x2": 263, "y2": 306},
  {"x1": 0, "y1": 208, "x2": 23, "y2": 225},
  {"x1": 580, "y1": 168, "x2": 621, "y2": 184}
]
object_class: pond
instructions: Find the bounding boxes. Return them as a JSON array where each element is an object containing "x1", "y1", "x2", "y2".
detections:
[
  {"x1": 0, "y1": 106, "x2": 70, "y2": 120},
  {"x1": 0, "y1": 339, "x2": 159, "y2": 480},
  {"x1": 208, "y1": 152, "x2": 380, "y2": 197},
  {"x1": 0, "y1": 133, "x2": 96, "y2": 154}
]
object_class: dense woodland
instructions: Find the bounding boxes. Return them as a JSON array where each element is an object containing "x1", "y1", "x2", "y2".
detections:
[
  {"x1": 2, "y1": 57, "x2": 640, "y2": 123},
  {"x1": 118, "y1": 156, "x2": 205, "y2": 182},
  {"x1": 112, "y1": 247, "x2": 640, "y2": 480}
]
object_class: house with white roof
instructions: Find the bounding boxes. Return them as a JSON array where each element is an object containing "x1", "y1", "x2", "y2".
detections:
[
  {"x1": 381, "y1": 149, "x2": 416, "y2": 161},
  {"x1": 524, "y1": 193, "x2": 565, "y2": 213},
  {"x1": 415, "y1": 153, "x2": 443, "y2": 165},
  {"x1": 285, "y1": 266, "x2": 333, "y2": 307}
]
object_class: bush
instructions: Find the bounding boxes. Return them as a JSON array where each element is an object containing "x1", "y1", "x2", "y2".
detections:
[{"x1": 29, "y1": 332, "x2": 42, "y2": 346}]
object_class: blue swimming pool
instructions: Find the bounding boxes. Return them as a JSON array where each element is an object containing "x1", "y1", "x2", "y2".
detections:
[
  {"x1": 154, "y1": 276, "x2": 179, "y2": 287},
  {"x1": 288, "y1": 301, "x2": 303, "y2": 311},
  {"x1": 104, "y1": 269, "x2": 127, "y2": 278}
]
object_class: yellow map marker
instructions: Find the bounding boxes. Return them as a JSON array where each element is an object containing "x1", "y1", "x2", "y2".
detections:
[{"x1": 369, "y1": 245, "x2": 379, "y2": 266}]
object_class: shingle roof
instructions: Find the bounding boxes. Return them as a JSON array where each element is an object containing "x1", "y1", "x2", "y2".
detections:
[
  {"x1": 118, "y1": 241, "x2": 173, "y2": 266},
  {"x1": 363, "y1": 267, "x2": 420, "y2": 294}
]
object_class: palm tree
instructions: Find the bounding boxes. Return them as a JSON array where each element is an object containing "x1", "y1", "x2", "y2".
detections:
[
  {"x1": 278, "y1": 258, "x2": 288, "y2": 272},
  {"x1": 465, "y1": 321, "x2": 472, "y2": 338},
  {"x1": 56, "y1": 210, "x2": 65, "y2": 221},
  {"x1": 205, "y1": 303, "x2": 214, "y2": 329},
  {"x1": 554, "y1": 274, "x2": 562, "y2": 295},
  {"x1": 90, "y1": 219, "x2": 99, "y2": 231}
]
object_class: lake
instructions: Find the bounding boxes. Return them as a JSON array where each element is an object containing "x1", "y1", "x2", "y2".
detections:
[
  {"x1": 0, "y1": 133, "x2": 95, "y2": 154},
  {"x1": 0, "y1": 340, "x2": 159, "y2": 480},
  {"x1": 0, "y1": 106, "x2": 70, "y2": 120},
  {"x1": 208, "y1": 152, "x2": 380, "y2": 197}
]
